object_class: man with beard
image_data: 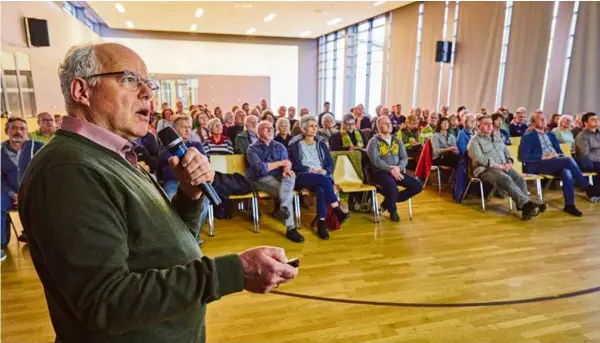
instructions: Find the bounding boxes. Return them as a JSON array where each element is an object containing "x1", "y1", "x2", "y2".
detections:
[{"x1": 1, "y1": 118, "x2": 44, "y2": 256}]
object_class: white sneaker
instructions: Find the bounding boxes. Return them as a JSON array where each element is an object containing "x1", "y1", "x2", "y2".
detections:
[{"x1": 0, "y1": 249, "x2": 6, "y2": 262}]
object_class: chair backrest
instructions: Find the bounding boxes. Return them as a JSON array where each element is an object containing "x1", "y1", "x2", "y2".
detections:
[
  {"x1": 210, "y1": 154, "x2": 246, "y2": 175},
  {"x1": 507, "y1": 145, "x2": 523, "y2": 173},
  {"x1": 560, "y1": 143, "x2": 573, "y2": 158},
  {"x1": 511, "y1": 136, "x2": 522, "y2": 147},
  {"x1": 333, "y1": 154, "x2": 363, "y2": 185}
]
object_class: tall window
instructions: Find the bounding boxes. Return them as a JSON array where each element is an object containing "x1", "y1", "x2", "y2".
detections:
[
  {"x1": 334, "y1": 32, "x2": 345, "y2": 116},
  {"x1": 355, "y1": 22, "x2": 370, "y2": 109},
  {"x1": 1, "y1": 52, "x2": 36, "y2": 117},
  {"x1": 495, "y1": 1, "x2": 514, "y2": 109},
  {"x1": 369, "y1": 17, "x2": 386, "y2": 115},
  {"x1": 318, "y1": 30, "x2": 345, "y2": 117},
  {"x1": 558, "y1": 1, "x2": 580, "y2": 114}
]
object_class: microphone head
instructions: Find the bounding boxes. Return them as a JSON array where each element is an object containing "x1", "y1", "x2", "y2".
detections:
[{"x1": 157, "y1": 126, "x2": 182, "y2": 150}]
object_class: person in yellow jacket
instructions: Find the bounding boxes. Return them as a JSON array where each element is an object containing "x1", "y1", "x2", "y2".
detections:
[{"x1": 28, "y1": 112, "x2": 56, "y2": 144}]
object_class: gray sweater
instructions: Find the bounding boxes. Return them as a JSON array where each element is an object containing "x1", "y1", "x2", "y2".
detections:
[
  {"x1": 575, "y1": 129, "x2": 600, "y2": 162},
  {"x1": 467, "y1": 133, "x2": 513, "y2": 177},
  {"x1": 366, "y1": 134, "x2": 408, "y2": 172},
  {"x1": 431, "y1": 132, "x2": 457, "y2": 159}
]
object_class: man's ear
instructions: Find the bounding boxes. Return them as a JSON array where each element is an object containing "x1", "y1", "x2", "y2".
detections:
[{"x1": 70, "y1": 77, "x2": 92, "y2": 107}]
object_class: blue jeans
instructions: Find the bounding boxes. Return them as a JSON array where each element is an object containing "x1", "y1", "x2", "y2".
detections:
[
  {"x1": 163, "y1": 181, "x2": 209, "y2": 238},
  {"x1": 528, "y1": 157, "x2": 590, "y2": 205},
  {"x1": 374, "y1": 170, "x2": 423, "y2": 213},
  {"x1": 1, "y1": 193, "x2": 16, "y2": 248},
  {"x1": 295, "y1": 173, "x2": 338, "y2": 219},
  {"x1": 579, "y1": 158, "x2": 600, "y2": 185}
]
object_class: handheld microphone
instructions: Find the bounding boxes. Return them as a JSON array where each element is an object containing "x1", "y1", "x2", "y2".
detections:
[{"x1": 157, "y1": 127, "x2": 222, "y2": 206}]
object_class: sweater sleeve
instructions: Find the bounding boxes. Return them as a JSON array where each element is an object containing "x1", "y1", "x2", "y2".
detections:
[
  {"x1": 20, "y1": 164, "x2": 243, "y2": 335},
  {"x1": 366, "y1": 138, "x2": 392, "y2": 172}
]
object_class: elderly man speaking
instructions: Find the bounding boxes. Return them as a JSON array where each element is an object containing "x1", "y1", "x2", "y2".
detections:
[{"x1": 18, "y1": 43, "x2": 298, "y2": 343}]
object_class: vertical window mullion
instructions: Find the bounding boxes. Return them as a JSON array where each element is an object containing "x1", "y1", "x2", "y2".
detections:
[
  {"x1": 365, "y1": 20, "x2": 373, "y2": 113},
  {"x1": 436, "y1": 1, "x2": 450, "y2": 111},
  {"x1": 447, "y1": 0, "x2": 460, "y2": 109},
  {"x1": 412, "y1": 1, "x2": 425, "y2": 108},
  {"x1": 558, "y1": 1, "x2": 580, "y2": 113},
  {"x1": 495, "y1": 1, "x2": 513, "y2": 109}
]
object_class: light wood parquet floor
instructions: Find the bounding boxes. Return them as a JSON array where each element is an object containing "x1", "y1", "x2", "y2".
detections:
[{"x1": 2, "y1": 186, "x2": 600, "y2": 343}]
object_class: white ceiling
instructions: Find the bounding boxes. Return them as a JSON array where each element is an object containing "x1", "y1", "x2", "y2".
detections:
[{"x1": 87, "y1": 1, "x2": 412, "y2": 39}]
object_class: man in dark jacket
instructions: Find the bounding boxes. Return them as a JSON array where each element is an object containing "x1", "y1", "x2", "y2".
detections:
[
  {"x1": 1, "y1": 117, "x2": 44, "y2": 258},
  {"x1": 329, "y1": 113, "x2": 368, "y2": 152}
]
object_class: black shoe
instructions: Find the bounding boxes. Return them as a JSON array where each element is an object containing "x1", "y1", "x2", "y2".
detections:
[
  {"x1": 537, "y1": 203, "x2": 547, "y2": 213},
  {"x1": 564, "y1": 205, "x2": 583, "y2": 217},
  {"x1": 585, "y1": 186, "x2": 600, "y2": 198},
  {"x1": 521, "y1": 202, "x2": 539, "y2": 221},
  {"x1": 273, "y1": 206, "x2": 290, "y2": 221},
  {"x1": 286, "y1": 229, "x2": 305, "y2": 243},
  {"x1": 316, "y1": 220, "x2": 329, "y2": 240},
  {"x1": 333, "y1": 207, "x2": 351, "y2": 224},
  {"x1": 389, "y1": 211, "x2": 400, "y2": 222},
  {"x1": 380, "y1": 201, "x2": 388, "y2": 213},
  {"x1": 17, "y1": 233, "x2": 27, "y2": 243}
]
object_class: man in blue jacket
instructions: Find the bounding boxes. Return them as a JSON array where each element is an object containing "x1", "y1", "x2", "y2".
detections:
[
  {"x1": 519, "y1": 112, "x2": 600, "y2": 216},
  {"x1": 247, "y1": 121, "x2": 302, "y2": 242},
  {"x1": 1, "y1": 117, "x2": 44, "y2": 259}
]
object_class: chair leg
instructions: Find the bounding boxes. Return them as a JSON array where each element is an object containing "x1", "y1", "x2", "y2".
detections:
[
  {"x1": 437, "y1": 168, "x2": 442, "y2": 195},
  {"x1": 463, "y1": 180, "x2": 473, "y2": 202},
  {"x1": 294, "y1": 194, "x2": 301, "y2": 229},
  {"x1": 8, "y1": 216, "x2": 20, "y2": 246},
  {"x1": 589, "y1": 175, "x2": 594, "y2": 185},
  {"x1": 372, "y1": 190, "x2": 380, "y2": 223},
  {"x1": 509, "y1": 197, "x2": 514, "y2": 211},
  {"x1": 536, "y1": 179, "x2": 544, "y2": 204},
  {"x1": 208, "y1": 205, "x2": 215, "y2": 237},
  {"x1": 479, "y1": 182, "x2": 486, "y2": 212},
  {"x1": 408, "y1": 197, "x2": 413, "y2": 221},
  {"x1": 252, "y1": 197, "x2": 260, "y2": 233}
]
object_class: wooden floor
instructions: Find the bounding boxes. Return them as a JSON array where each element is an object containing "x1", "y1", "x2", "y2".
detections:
[{"x1": 2, "y1": 186, "x2": 600, "y2": 343}]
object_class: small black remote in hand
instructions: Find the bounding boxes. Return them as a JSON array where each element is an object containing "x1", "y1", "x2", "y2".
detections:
[{"x1": 287, "y1": 258, "x2": 300, "y2": 268}]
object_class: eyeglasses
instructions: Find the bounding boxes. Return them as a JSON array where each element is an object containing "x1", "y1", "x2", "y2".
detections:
[
  {"x1": 85, "y1": 71, "x2": 159, "y2": 93},
  {"x1": 343, "y1": 121, "x2": 355, "y2": 125}
]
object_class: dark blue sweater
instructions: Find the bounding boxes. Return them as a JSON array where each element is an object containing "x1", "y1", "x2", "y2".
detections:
[
  {"x1": 245, "y1": 139, "x2": 288, "y2": 182},
  {"x1": 1, "y1": 140, "x2": 44, "y2": 196}
]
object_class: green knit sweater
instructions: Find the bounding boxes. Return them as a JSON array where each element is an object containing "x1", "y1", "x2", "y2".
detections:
[{"x1": 18, "y1": 130, "x2": 244, "y2": 343}]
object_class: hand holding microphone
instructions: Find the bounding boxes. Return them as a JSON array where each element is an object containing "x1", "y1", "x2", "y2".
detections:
[{"x1": 158, "y1": 127, "x2": 221, "y2": 205}]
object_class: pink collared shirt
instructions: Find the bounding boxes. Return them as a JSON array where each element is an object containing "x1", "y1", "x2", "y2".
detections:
[{"x1": 60, "y1": 115, "x2": 138, "y2": 166}]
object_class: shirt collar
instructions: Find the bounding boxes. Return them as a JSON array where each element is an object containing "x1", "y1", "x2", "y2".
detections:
[{"x1": 60, "y1": 116, "x2": 137, "y2": 166}]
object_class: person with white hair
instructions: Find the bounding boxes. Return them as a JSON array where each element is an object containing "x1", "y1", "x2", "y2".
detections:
[
  {"x1": 288, "y1": 115, "x2": 350, "y2": 239},
  {"x1": 317, "y1": 113, "x2": 339, "y2": 145},
  {"x1": 274, "y1": 117, "x2": 292, "y2": 148},
  {"x1": 552, "y1": 115, "x2": 575, "y2": 145},
  {"x1": 509, "y1": 107, "x2": 529, "y2": 137},
  {"x1": 572, "y1": 112, "x2": 586, "y2": 139},
  {"x1": 203, "y1": 117, "x2": 234, "y2": 155},
  {"x1": 456, "y1": 112, "x2": 477, "y2": 155},
  {"x1": 246, "y1": 120, "x2": 302, "y2": 242},
  {"x1": 234, "y1": 115, "x2": 259, "y2": 154}
]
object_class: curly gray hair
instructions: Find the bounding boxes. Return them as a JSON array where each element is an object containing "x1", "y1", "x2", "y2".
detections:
[{"x1": 58, "y1": 44, "x2": 101, "y2": 107}]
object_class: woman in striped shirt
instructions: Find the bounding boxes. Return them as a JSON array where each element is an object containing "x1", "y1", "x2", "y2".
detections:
[{"x1": 203, "y1": 118, "x2": 234, "y2": 156}]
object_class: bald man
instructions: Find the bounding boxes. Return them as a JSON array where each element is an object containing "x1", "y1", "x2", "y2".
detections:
[
  {"x1": 18, "y1": 43, "x2": 297, "y2": 343},
  {"x1": 519, "y1": 112, "x2": 600, "y2": 217}
]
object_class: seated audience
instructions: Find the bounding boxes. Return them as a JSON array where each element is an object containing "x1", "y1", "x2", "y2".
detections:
[
  {"x1": 457, "y1": 113, "x2": 477, "y2": 155},
  {"x1": 468, "y1": 115, "x2": 544, "y2": 220},
  {"x1": 260, "y1": 98, "x2": 269, "y2": 111},
  {"x1": 329, "y1": 113, "x2": 368, "y2": 151},
  {"x1": 448, "y1": 114, "x2": 460, "y2": 138},
  {"x1": 175, "y1": 100, "x2": 185, "y2": 115},
  {"x1": 203, "y1": 118, "x2": 234, "y2": 155},
  {"x1": 29, "y1": 112, "x2": 56, "y2": 143},
  {"x1": 317, "y1": 113, "x2": 339, "y2": 146},
  {"x1": 156, "y1": 108, "x2": 173, "y2": 132},
  {"x1": 419, "y1": 111, "x2": 439, "y2": 143},
  {"x1": 223, "y1": 111, "x2": 235, "y2": 129},
  {"x1": 134, "y1": 129, "x2": 160, "y2": 174},
  {"x1": 547, "y1": 113, "x2": 561, "y2": 131},
  {"x1": 398, "y1": 114, "x2": 420, "y2": 149},
  {"x1": 194, "y1": 112, "x2": 210, "y2": 141},
  {"x1": 553, "y1": 115, "x2": 575, "y2": 145},
  {"x1": 353, "y1": 105, "x2": 371, "y2": 130},
  {"x1": 277, "y1": 106, "x2": 287, "y2": 119},
  {"x1": 242, "y1": 103, "x2": 250, "y2": 115},
  {"x1": 432, "y1": 117, "x2": 459, "y2": 168},
  {"x1": 418, "y1": 108, "x2": 429, "y2": 130},
  {"x1": 2, "y1": 118, "x2": 44, "y2": 251},
  {"x1": 226, "y1": 109, "x2": 245, "y2": 142},
  {"x1": 367, "y1": 116, "x2": 423, "y2": 222},
  {"x1": 389, "y1": 104, "x2": 406, "y2": 134},
  {"x1": 288, "y1": 106, "x2": 297, "y2": 129},
  {"x1": 274, "y1": 117, "x2": 292, "y2": 148},
  {"x1": 54, "y1": 114, "x2": 64, "y2": 129},
  {"x1": 492, "y1": 112, "x2": 511, "y2": 145},
  {"x1": 519, "y1": 112, "x2": 600, "y2": 216},
  {"x1": 157, "y1": 115, "x2": 205, "y2": 200},
  {"x1": 261, "y1": 109, "x2": 276, "y2": 127},
  {"x1": 572, "y1": 113, "x2": 585, "y2": 139},
  {"x1": 234, "y1": 115, "x2": 259, "y2": 154},
  {"x1": 510, "y1": 107, "x2": 529, "y2": 137},
  {"x1": 440, "y1": 105, "x2": 449, "y2": 117},
  {"x1": 246, "y1": 121, "x2": 302, "y2": 242},
  {"x1": 575, "y1": 112, "x2": 600, "y2": 185},
  {"x1": 318, "y1": 101, "x2": 334, "y2": 128},
  {"x1": 371, "y1": 106, "x2": 389, "y2": 135},
  {"x1": 289, "y1": 115, "x2": 350, "y2": 240}
]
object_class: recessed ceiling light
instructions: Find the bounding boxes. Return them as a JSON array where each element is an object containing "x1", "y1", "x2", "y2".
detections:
[
  {"x1": 373, "y1": 1, "x2": 386, "y2": 7},
  {"x1": 195, "y1": 8, "x2": 204, "y2": 18},
  {"x1": 125, "y1": 20, "x2": 134, "y2": 29},
  {"x1": 264, "y1": 13, "x2": 276, "y2": 22},
  {"x1": 300, "y1": 31, "x2": 311, "y2": 37},
  {"x1": 326, "y1": 18, "x2": 343, "y2": 26},
  {"x1": 235, "y1": 4, "x2": 253, "y2": 9},
  {"x1": 190, "y1": 24, "x2": 197, "y2": 31},
  {"x1": 115, "y1": 3, "x2": 126, "y2": 13},
  {"x1": 246, "y1": 27, "x2": 256, "y2": 34}
]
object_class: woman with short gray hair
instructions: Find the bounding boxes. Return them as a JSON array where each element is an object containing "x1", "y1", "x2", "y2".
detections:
[
  {"x1": 288, "y1": 115, "x2": 350, "y2": 239},
  {"x1": 317, "y1": 113, "x2": 338, "y2": 146},
  {"x1": 552, "y1": 114, "x2": 575, "y2": 145},
  {"x1": 274, "y1": 117, "x2": 292, "y2": 148},
  {"x1": 203, "y1": 117, "x2": 234, "y2": 155}
]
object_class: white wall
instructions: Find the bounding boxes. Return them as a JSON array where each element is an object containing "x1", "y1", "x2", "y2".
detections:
[
  {"x1": 105, "y1": 37, "x2": 299, "y2": 110},
  {"x1": 1, "y1": 1, "x2": 102, "y2": 114}
]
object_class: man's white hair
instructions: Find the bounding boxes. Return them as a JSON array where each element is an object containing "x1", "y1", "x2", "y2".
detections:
[
  {"x1": 257, "y1": 120, "x2": 274, "y2": 131},
  {"x1": 58, "y1": 45, "x2": 101, "y2": 107},
  {"x1": 244, "y1": 114, "x2": 258, "y2": 128},
  {"x1": 516, "y1": 107, "x2": 527, "y2": 114}
]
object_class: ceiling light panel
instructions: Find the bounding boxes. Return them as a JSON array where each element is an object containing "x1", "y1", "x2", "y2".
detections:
[
  {"x1": 115, "y1": 3, "x2": 125, "y2": 13},
  {"x1": 326, "y1": 18, "x2": 343, "y2": 26},
  {"x1": 264, "y1": 13, "x2": 276, "y2": 22},
  {"x1": 125, "y1": 20, "x2": 134, "y2": 28},
  {"x1": 195, "y1": 8, "x2": 204, "y2": 18},
  {"x1": 246, "y1": 27, "x2": 256, "y2": 34}
]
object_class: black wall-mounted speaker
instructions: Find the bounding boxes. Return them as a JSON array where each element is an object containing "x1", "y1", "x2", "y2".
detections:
[
  {"x1": 435, "y1": 40, "x2": 452, "y2": 63},
  {"x1": 25, "y1": 17, "x2": 50, "y2": 47}
]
